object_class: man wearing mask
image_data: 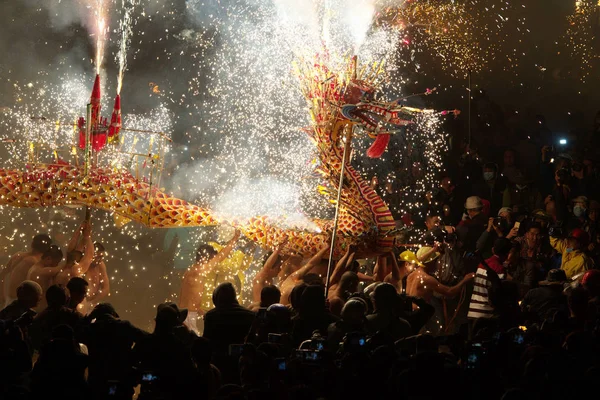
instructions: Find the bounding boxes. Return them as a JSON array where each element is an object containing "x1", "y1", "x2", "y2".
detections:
[
  {"x1": 473, "y1": 163, "x2": 507, "y2": 216},
  {"x1": 568, "y1": 196, "x2": 590, "y2": 232},
  {"x1": 550, "y1": 228, "x2": 594, "y2": 280}
]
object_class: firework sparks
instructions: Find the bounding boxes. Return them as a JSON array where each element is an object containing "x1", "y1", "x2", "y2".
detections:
[{"x1": 563, "y1": 0, "x2": 600, "y2": 83}]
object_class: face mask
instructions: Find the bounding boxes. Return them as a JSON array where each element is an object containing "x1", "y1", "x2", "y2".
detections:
[
  {"x1": 483, "y1": 172, "x2": 495, "y2": 181},
  {"x1": 573, "y1": 206, "x2": 586, "y2": 218},
  {"x1": 566, "y1": 248, "x2": 574, "y2": 253},
  {"x1": 516, "y1": 184, "x2": 527, "y2": 190}
]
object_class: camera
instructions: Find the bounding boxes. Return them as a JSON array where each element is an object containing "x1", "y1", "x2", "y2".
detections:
[{"x1": 294, "y1": 349, "x2": 322, "y2": 362}]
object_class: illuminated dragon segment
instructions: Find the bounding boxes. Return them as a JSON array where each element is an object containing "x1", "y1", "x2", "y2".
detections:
[{"x1": 0, "y1": 56, "x2": 441, "y2": 257}]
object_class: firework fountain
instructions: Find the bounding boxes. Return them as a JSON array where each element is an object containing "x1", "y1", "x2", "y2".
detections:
[{"x1": 0, "y1": 0, "x2": 535, "y2": 324}]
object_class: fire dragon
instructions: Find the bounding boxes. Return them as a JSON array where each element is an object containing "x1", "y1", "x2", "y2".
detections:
[{"x1": 0, "y1": 55, "x2": 448, "y2": 257}]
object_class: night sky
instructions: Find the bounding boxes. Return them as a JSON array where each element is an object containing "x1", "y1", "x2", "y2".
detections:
[{"x1": 0, "y1": 0, "x2": 597, "y2": 138}]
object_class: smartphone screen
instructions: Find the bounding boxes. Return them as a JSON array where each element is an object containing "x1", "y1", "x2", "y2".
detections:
[
  {"x1": 275, "y1": 358, "x2": 287, "y2": 371},
  {"x1": 142, "y1": 373, "x2": 157, "y2": 382},
  {"x1": 229, "y1": 344, "x2": 245, "y2": 357}
]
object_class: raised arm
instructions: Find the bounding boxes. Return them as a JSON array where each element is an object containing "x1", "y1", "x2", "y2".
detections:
[
  {"x1": 89, "y1": 262, "x2": 110, "y2": 303},
  {"x1": 206, "y1": 230, "x2": 241, "y2": 268},
  {"x1": 252, "y1": 240, "x2": 286, "y2": 302},
  {"x1": 67, "y1": 222, "x2": 86, "y2": 253},
  {"x1": 328, "y1": 246, "x2": 354, "y2": 288},
  {"x1": 374, "y1": 255, "x2": 388, "y2": 282},
  {"x1": 290, "y1": 244, "x2": 329, "y2": 282},
  {"x1": 75, "y1": 228, "x2": 94, "y2": 276}
]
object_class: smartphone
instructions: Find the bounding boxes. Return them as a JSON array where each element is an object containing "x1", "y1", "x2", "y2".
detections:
[
  {"x1": 275, "y1": 358, "x2": 287, "y2": 371},
  {"x1": 466, "y1": 343, "x2": 486, "y2": 370},
  {"x1": 513, "y1": 331, "x2": 525, "y2": 345},
  {"x1": 514, "y1": 221, "x2": 521, "y2": 230},
  {"x1": 229, "y1": 344, "x2": 245, "y2": 357},
  {"x1": 295, "y1": 349, "x2": 321, "y2": 362},
  {"x1": 141, "y1": 373, "x2": 157, "y2": 382},
  {"x1": 107, "y1": 380, "x2": 119, "y2": 396},
  {"x1": 268, "y1": 333, "x2": 284, "y2": 344},
  {"x1": 349, "y1": 335, "x2": 366, "y2": 347},
  {"x1": 311, "y1": 338, "x2": 326, "y2": 350}
]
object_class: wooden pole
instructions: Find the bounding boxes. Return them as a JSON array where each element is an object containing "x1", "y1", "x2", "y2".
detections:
[
  {"x1": 85, "y1": 104, "x2": 92, "y2": 223},
  {"x1": 324, "y1": 128, "x2": 352, "y2": 299}
]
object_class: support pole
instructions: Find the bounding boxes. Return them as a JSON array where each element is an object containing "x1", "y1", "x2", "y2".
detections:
[
  {"x1": 467, "y1": 69, "x2": 472, "y2": 149},
  {"x1": 84, "y1": 104, "x2": 92, "y2": 223},
  {"x1": 324, "y1": 128, "x2": 352, "y2": 299}
]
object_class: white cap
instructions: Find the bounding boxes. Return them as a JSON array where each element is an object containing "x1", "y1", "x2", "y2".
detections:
[
  {"x1": 465, "y1": 196, "x2": 483, "y2": 210},
  {"x1": 498, "y1": 207, "x2": 512, "y2": 216}
]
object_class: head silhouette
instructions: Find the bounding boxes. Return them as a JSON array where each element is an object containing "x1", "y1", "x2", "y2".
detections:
[{"x1": 212, "y1": 282, "x2": 238, "y2": 308}]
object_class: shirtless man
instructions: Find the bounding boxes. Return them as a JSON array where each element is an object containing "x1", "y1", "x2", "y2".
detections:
[
  {"x1": 54, "y1": 223, "x2": 94, "y2": 286},
  {"x1": 84, "y1": 242, "x2": 110, "y2": 311},
  {"x1": 252, "y1": 240, "x2": 288, "y2": 304},
  {"x1": 279, "y1": 244, "x2": 330, "y2": 306},
  {"x1": 179, "y1": 229, "x2": 241, "y2": 333},
  {"x1": 383, "y1": 251, "x2": 421, "y2": 292},
  {"x1": 26, "y1": 245, "x2": 64, "y2": 307},
  {"x1": 406, "y1": 246, "x2": 475, "y2": 303},
  {"x1": 2, "y1": 234, "x2": 52, "y2": 307}
]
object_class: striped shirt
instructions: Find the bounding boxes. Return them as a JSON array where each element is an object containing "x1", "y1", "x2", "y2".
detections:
[{"x1": 467, "y1": 256, "x2": 505, "y2": 319}]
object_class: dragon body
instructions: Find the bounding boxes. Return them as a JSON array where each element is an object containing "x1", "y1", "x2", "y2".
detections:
[{"x1": 0, "y1": 57, "x2": 412, "y2": 257}]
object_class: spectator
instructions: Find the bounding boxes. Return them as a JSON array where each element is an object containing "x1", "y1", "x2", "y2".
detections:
[
  {"x1": 0, "y1": 280, "x2": 42, "y2": 322},
  {"x1": 133, "y1": 305, "x2": 197, "y2": 399},
  {"x1": 456, "y1": 196, "x2": 488, "y2": 253},
  {"x1": 366, "y1": 283, "x2": 412, "y2": 340},
  {"x1": 521, "y1": 269, "x2": 569, "y2": 322},
  {"x1": 550, "y1": 227, "x2": 594, "y2": 280},
  {"x1": 81, "y1": 303, "x2": 147, "y2": 399},
  {"x1": 569, "y1": 195, "x2": 590, "y2": 231},
  {"x1": 28, "y1": 284, "x2": 82, "y2": 351},
  {"x1": 191, "y1": 337, "x2": 222, "y2": 399},
  {"x1": 467, "y1": 238, "x2": 512, "y2": 320},
  {"x1": 257, "y1": 285, "x2": 281, "y2": 309},
  {"x1": 327, "y1": 298, "x2": 368, "y2": 351},
  {"x1": 30, "y1": 324, "x2": 89, "y2": 400},
  {"x1": 66, "y1": 277, "x2": 88, "y2": 314},
  {"x1": 291, "y1": 284, "x2": 337, "y2": 346},
  {"x1": 473, "y1": 162, "x2": 507, "y2": 215},
  {"x1": 502, "y1": 148, "x2": 526, "y2": 184},
  {"x1": 203, "y1": 283, "x2": 255, "y2": 354},
  {"x1": 502, "y1": 178, "x2": 541, "y2": 215}
]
